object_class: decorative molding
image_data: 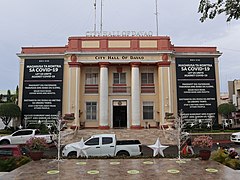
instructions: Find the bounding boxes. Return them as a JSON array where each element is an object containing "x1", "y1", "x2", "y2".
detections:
[
  {"x1": 157, "y1": 62, "x2": 171, "y2": 66},
  {"x1": 162, "y1": 54, "x2": 168, "y2": 61},
  {"x1": 71, "y1": 54, "x2": 77, "y2": 62},
  {"x1": 130, "y1": 62, "x2": 141, "y2": 67},
  {"x1": 68, "y1": 62, "x2": 82, "y2": 67},
  {"x1": 99, "y1": 62, "x2": 110, "y2": 67}
]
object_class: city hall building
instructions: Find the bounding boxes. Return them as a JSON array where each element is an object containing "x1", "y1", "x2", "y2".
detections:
[{"x1": 17, "y1": 34, "x2": 221, "y2": 129}]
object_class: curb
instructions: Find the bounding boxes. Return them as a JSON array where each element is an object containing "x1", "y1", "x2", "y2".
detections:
[{"x1": 0, "y1": 172, "x2": 8, "y2": 176}]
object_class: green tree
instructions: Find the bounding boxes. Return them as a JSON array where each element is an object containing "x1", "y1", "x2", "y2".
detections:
[
  {"x1": 218, "y1": 103, "x2": 236, "y2": 119},
  {"x1": 199, "y1": 0, "x2": 240, "y2": 22},
  {"x1": 10, "y1": 86, "x2": 19, "y2": 104},
  {"x1": 0, "y1": 103, "x2": 21, "y2": 129},
  {"x1": 0, "y1": 94, "x2": 3, "y2": 103},
  {"x1": 15, "y1": 85, "x2": 19, "y2": 104},
  {"x1": 7, "y1": 90, "x2": 11, "y2": 103}
]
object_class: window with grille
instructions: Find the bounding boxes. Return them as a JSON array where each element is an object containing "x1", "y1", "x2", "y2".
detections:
[
  {"x1": 113, "y1": 73, "x2": 126, "y2": 84},
  {"x1": 85, "y1": 69, "x2": 98, "y2": 93},
  {"x1": 141, "y1": 73, "x2": 154, "y2": 84},
  {"x1": 141, "y1": 73, "x2": 155, "y2": 93},
  {"x1": 85, "y1": 73, "x2": 98, "y2": 85},
  {"x1": 143, "y1": 101, "x2": 154, "y2": 120},
  {"x1": 86, "y1": 102, "x2": 97, "y2": 120}
]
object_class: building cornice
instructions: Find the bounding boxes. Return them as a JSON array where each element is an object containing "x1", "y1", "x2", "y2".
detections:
[
  {"x1": 174, "y1": 52, "x2": 222, "y2": 58},
  {"x1": 64, "y1": 51, "x2": 174, "y2": 56},
  {"x1": 16, "y1": 53, "x2": 64, "y2": 58}
]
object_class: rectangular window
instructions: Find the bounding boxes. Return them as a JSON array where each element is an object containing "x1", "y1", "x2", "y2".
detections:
[
  {"x1": 102, "y1": 137, "x2": 113, "y2": 145},
  {"x1": 85, "y1": 137, "x2": 99, "y2": 146},
  {"x1": 143, "y1": 101, "x2": 154, "y2": 120},
  {"x1": 86, "y1": 102, "x2": 97, "y2": 120},
  {"x1": 85, "y1": 73, "x2": 98, "y2": 85},
  {"x1": 113, "y1": 73, "x2": 126, "y2": 84},
  {"x1": 141, "y1": 73, "x2": 154, "y2": 84},
  {"x1": 85, "y1": 73, "x2": 98, "y2": 94},
  {"x1": 141, "y1": 73, "x2": 155, "y2": 93}
]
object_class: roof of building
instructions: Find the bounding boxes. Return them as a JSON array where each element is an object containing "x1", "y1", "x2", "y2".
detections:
[{"x1": 19, "y1": 36, "x2": 220, "y2": 55}]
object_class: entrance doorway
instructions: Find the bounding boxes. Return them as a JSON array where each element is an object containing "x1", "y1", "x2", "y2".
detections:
[{"x1": 113, "y1": 101, "x2": 127, "y2": 128}]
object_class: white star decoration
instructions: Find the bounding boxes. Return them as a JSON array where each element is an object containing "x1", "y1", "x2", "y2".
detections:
[
  {"x1": 148, "y1": 138, "x2": 169, "y2": 157},
  {"x1": 190, "y1": 123, "x2": 194, "y2": 127},
  {"x1": 71, "y1": 138, "x2": 91, "y2": 158},
  {"x1": 47, "y1": 124, "x2": 52, "y2": 129},
  {"x1": 207, "y1": 123, "x2": 211, "y2": 128}
]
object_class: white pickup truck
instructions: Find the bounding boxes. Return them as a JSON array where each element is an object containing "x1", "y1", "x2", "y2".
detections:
[
  {"x1": 0, "y1": 129, "x2": 53, "y2": 145},
  {"x1": 62, "y1": 134, "x2": 142, "y2": 157},
  {"x1": 230, "y1": 132, "x2": 240, "y2": 144}
]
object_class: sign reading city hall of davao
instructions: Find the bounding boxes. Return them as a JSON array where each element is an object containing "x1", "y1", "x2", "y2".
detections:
[
  {"x1": 176, "y1": 58, "x2": 218, "y2": 124},
  {"x1": 22, "y1": 59, "x2": 64, "y2": 125}
]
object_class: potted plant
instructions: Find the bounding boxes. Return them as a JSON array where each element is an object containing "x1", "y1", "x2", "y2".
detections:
[
  {"x1": 25, "y1": 137, "x2": 48, "y2": 161},
  {"x1": 192, "y1": 135, "x2": 213, "y2": 160}
]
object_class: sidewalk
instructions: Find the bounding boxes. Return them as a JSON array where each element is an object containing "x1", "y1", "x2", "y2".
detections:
[
  {"x1": 1, "y1": 158, "x2": 239, "y2": 180},
  {"x1": 0, "y1": 172, "x2": 8, "y2": 177}
]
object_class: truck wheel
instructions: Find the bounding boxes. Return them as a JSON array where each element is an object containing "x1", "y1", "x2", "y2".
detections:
[
  {"x1": 67, "y1": 151, "x2": 77, "y2": 158},
  {"x1": 0, "y1": 140, "x2": 10, "y2": 145},
  {"x1": 116, "y1": 151, "x2": 130, "y2": 157}
]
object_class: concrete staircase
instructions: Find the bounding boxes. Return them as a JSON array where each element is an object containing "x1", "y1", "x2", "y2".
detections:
[{"x1": 61, "y1": 128, "x2": 177, "y2": 145}]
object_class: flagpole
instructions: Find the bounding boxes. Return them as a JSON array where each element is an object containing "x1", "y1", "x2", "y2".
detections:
[
  {"x1": 94, "y1": 0, "x2": 97, "y2": 35},
  {"x1": 100, "y1": 0, "x2": 103, "y2": 35},
  {"x1": 155, "y1": 0, "x2": 159, "y2": 36}
]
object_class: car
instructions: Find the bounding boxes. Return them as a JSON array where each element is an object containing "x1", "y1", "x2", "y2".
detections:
[
  {"x1": 0, "y1": 145, "x2": 28, "y2": 159},
  {"x1": 0, "y1": 129, "x2": 54, "y2": 145},
  {"x1": 230, "y1": 132, "x2": 240, "y2": 144},
  {"x1": 62, "y1": 134, "x2": 142, "y2": 158}
]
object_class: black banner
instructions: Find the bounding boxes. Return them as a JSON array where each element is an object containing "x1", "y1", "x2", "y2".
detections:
[
  {"x1": 176, "y1": 58, "x2": 218, "y2": 125},
  {"x1": 22, "y1": 59, "x2": 64, "y2": 125}
]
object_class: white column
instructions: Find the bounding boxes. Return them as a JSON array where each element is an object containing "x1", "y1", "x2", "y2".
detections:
[
  {"x1": 74, "y1": 67, "x2": 80, "y2": 126},
  {"x1": 131, "y1": 63, "x2": 141, "y2": 128},
  {"x1": 99, "y1": 63, "x2": 109, "y2": 128},
  {"x1": 68, "y1": 68, "x2": 72, "y2": 113},
  {"x1": 158, "y1": 61, "x2": 171, "y2": 124},
  {"x1": 158, "y1": 66, "x2": 165, "y2": 123},
  {"x1": 68, "y1": 60, "x2": 81, "y2": 127},
  {"x1": 168, "y1": 66, "x2": 172, "y2": 113}
]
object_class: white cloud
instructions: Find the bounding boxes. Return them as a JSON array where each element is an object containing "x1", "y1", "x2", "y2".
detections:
[
  {"x1": 0, "y1": 0, "x2": 239, "y2": 92},
  {"x1": 202, "y1": 23, "x2": 240, "y2": 92}
]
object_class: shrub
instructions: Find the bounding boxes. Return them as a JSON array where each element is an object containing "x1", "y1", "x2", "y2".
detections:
[
  {"x1": 0, "y1": 156, "x2": 31, "y2": 172},
  {"x1": 211, "y1": 149, "x2": 228, "y2": 163},
  {"x1": 211, "y1": 149, "x2": 240, "y2": 170},
  {"x1": 224, "y1": 158, "x2": 240, "y2": 170}
]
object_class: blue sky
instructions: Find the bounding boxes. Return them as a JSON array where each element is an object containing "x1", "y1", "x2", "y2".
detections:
[{"x1": 0, "y1": 0, "x2": 240, "y2": 92}]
